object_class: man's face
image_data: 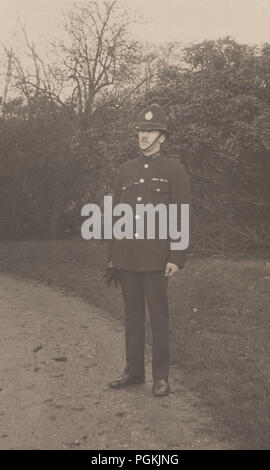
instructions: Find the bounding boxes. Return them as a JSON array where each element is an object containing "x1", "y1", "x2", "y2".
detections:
[{"x1": 138, "y1": 129, "x2": 161, "y2": 152}]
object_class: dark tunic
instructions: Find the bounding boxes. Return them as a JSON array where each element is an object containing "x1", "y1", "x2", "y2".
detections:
[{"x1": 108, "y1": 151, "x2": 191, "y2": 271}]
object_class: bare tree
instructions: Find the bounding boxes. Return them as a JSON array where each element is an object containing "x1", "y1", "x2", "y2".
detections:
[
  {"x1": 2, "y1": 1, "x2": 166, "y2": 121},
  {"x1": 50, "y1": 1, "x2": 140, "y2": 121},
  {"x1": 1, "y1": 47, "x2": 13, "y2": 118}
]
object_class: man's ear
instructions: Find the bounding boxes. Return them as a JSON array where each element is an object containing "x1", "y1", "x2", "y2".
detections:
[{"x1": 158, "y1": 133, "x2": 166, "y2": 144}]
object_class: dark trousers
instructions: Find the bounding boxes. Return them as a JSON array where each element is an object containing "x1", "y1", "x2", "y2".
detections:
[{"x1": 118, "y1": 269, "x2": 169, "y2": 381}]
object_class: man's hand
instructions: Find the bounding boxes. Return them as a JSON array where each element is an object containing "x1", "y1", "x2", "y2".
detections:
[
  {"x1": 103, "y1": 263, "x2": 119, "y2": 287},
  {"x1": 165, "y1": 262, "x2": 180, "y2": 278}
]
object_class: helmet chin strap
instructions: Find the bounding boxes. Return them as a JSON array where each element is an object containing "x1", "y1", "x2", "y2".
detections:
[{"x1": 141, "y1": 132, "x2": 161, "y2": 154}]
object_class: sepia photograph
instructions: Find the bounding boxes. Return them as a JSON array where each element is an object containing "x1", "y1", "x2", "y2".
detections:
[{"x1": 0, "y1": 0, "x2": 269, "y2": 454}]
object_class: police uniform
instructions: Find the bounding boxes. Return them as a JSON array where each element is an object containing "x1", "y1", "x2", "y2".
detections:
[{"x1": 108, "y1": 104, "x2": 191, "y2": 392}]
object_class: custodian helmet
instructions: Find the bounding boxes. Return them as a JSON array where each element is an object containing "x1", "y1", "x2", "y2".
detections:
[{"x1": 136, "y1": 103, "x2": 168, "y2": 134}]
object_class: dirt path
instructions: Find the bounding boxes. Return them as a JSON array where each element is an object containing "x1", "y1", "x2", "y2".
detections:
[{"x1": 0, "y1": 273, "x2": 230, "y2": 450}]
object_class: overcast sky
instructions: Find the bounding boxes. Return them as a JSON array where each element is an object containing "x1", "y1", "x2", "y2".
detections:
[{"x1": 1, "y1": 0, "x2": 270, "y2": 48}]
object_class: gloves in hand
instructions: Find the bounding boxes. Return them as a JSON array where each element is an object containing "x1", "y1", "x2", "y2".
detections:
[{"x1": 103, "y1": 266, "x2": 120, "y2": 288}]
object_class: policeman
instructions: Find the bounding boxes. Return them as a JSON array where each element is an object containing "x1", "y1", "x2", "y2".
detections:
[{"x1": 107, "y1": 103, "x2": 191, "y2": 396}]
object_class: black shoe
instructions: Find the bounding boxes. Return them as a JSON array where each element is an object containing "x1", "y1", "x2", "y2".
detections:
[
  {"x1": 109, "y1": 372, "x2": 145, "y2": 389},
  {"x1": 152, "y1": 379, "x2": 170, "y2": 397}
]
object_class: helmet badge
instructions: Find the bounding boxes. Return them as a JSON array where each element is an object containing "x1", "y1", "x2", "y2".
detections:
[{"x1": 145, "y1": 111, "x2": 153, "y2": 120}]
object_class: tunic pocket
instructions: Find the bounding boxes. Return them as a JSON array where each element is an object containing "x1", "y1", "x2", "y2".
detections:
[
  {"x1": 120, "y1": 181, "x2": 136, "y2": 203},
  {"x1": 149, "y1": 180, "x2": 170, "y2": 204}
]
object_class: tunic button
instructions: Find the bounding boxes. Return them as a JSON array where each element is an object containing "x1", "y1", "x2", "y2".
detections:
[
  {"x1": 135, "y1": 215, "x2": 140, "y2": 220},
  {"x1": 144, "y1": 164, "x2": 149, "y2": 168},
  {"x1": 139, "y1": 178, "x2": 144, "y2": 183},
  {"x1": 156, "y1": 188, "x2": 160, "y2": 192},
  {"x1": 137, "y1": 196, "x2": 142, "y2": 201},
  {"x1": 122, "y1": 186, "x2": 126, "y2": 190}
]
